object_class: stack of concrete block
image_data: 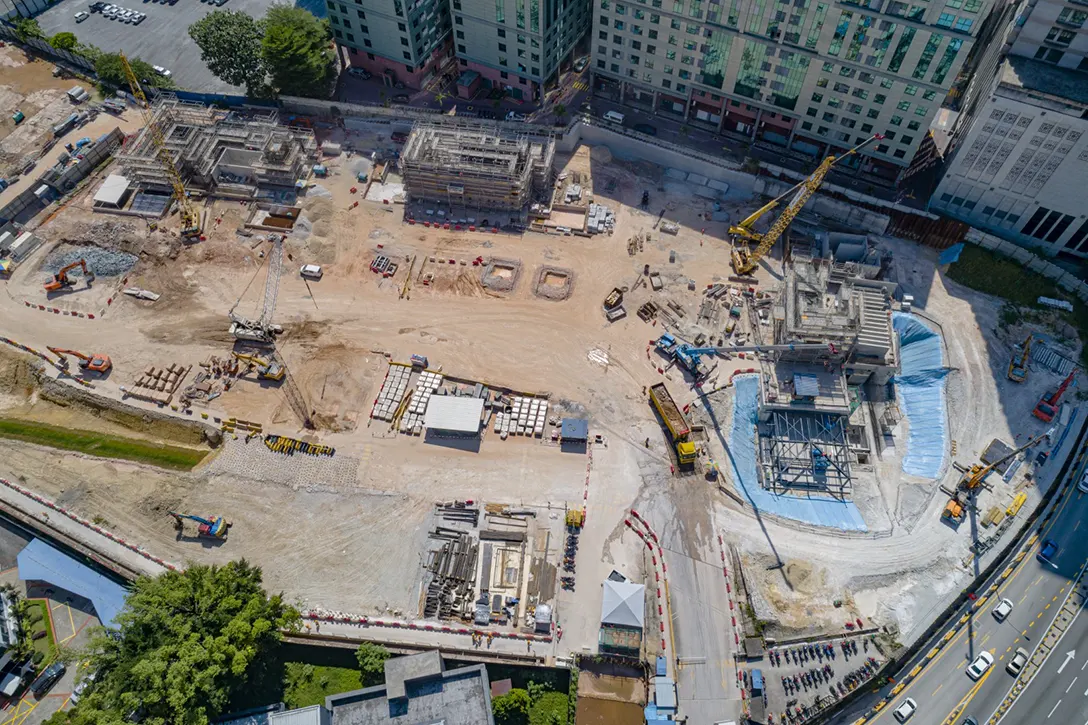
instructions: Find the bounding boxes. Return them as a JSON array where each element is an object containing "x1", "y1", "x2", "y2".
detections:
[
  {"x1": 496, "y1": 396, "x2": 549, "y2": 437},
  {"x1": 371, "y1": 364, "x2": 411, "y2": 421},
  {"x1": 398, "y1": 371, "x2": 444, "y2": 434}
]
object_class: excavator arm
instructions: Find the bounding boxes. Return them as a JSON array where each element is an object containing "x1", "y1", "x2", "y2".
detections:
[{"x1": 730, "y1": 135, "x2": 883, "y2": 275}]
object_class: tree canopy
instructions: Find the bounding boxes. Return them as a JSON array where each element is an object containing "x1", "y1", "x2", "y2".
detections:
[
  {"x1": 492, "y1": 688, "x2": 531, "y2": 725},
  {"x1": 355, "y1": 642, "x2": 391, "y2": 687},
  {"x1": 14, "y1": 17, "x2": 43, "y2": 41},
  {"x1": 261, "y1": 4, "x2": 332, "y2": 97},
  {"x1": 94, "y1": 52, "x2": 174, "y2": 93},
  {"x1": 49, "y1": 32, "x2": 79, "y2": 51},
  {"x1": 47, "y1": 560, "x2": 298, "y2": 725},
  {"x1": 189, "y1": 10, "x2": 267, "y2": 96}
]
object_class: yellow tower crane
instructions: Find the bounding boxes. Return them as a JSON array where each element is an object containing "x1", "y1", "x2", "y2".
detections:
[
  {"x1": 118, "y1": 52, "x2": 201, "y2": 238},
  {"x1": 729, "y1": 134, "x2": 883, "y2": 275}
]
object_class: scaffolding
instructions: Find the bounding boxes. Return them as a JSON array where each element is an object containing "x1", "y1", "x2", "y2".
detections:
[
  {"x1": 759, "y1": 410, "x2": 853, "y2": 498},
  {"x1": 116, "y1": 95, "x2": 317, "y2": 199},
  {"x1": 401, "y1": 124, "x2": 555, "y2": 211}
]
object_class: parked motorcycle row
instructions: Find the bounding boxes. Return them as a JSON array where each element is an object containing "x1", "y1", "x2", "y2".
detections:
[
  {"x1": 561, "y1": 528, "x2": 579, "y2": 591},
  {"x1": 767, "y1": 637, "x2": 881, "y2": 724}
]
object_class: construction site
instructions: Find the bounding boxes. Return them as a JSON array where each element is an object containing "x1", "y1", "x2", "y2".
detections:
[{"x1": 1, "y1": 60, "x2": 1085, "y2": 722}]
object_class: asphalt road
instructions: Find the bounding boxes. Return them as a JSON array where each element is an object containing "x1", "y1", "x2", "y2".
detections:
[
  {"x1": 669, "y1": 551, "x2": 739, "y2": 724},
  {"x1": 846, "y1": 440, "x2": 1088, "y2": 725},
  {"x1": 993, "y1": 585, "x2": 1088, "y2": 724}
]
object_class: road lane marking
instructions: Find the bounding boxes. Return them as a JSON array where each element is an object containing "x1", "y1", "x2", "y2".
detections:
[
  {"x1": 1035, "y1": 575, "x2": 1045, "y2": 586},
  {"x1": 933, "y1": 683, "x2": 943, "y2": 696},
  {"x1": 1068, "y1": 677, "x2": 1078, "y2": 693},
  {"x1": 1049, "y1": 699, "x2": 1062, "y2": 718}
]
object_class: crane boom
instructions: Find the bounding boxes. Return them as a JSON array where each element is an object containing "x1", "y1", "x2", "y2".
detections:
[
  {"x1": 730, "y1": 134, "x2": 883, "y2": 275},
  {"x1": 962, "y1": 434, "x2": 1045, "y2": 490},
  {"x1": 229, "y1": 235, "x2": 284, "y2": 344},
  {"x1": 119, "y1": 53, "x2": 201, "y2": 238}
]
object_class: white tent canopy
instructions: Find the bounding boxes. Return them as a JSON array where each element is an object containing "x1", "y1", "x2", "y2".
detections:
[
  {"x1": 600, "y1": 580, "x2": 645, "y2": 629},
  {"x1": 93, "y1": 174, "x2": 130, "y2": 207}
]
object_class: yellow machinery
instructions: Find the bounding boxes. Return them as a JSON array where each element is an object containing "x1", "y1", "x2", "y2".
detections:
[
  {"x1": 729, "y1": 135, "x2": 883, "y2": 275},
  {"x1": 1007, "y1": 334, "x2": 1031, "y2": 383},
  {"x1": 231, "y1": 352, "x2": 285, "y2": 381},
  {"x1": 649, "y1": 382, "x2": 697, "y2": 467},
  {"x1": 118, "y1": 52, "x2": 201, "y2": 239},
  {"x1": 943, "y1": 435, "x2": 1044, "y2": 523}
]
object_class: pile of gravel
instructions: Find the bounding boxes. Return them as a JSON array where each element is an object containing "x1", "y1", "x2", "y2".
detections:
[{"x1": 42, "y1": 246, "x2": 139, "y2": 278}]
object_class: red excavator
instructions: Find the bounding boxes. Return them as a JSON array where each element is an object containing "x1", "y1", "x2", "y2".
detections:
[
  {"x1": 44, "y1": 259, "x2": 94, "y2": 293},
  {"x1": 1033, "y1": 369, "x2": 1077, "y2": 423},
  {"x1": 47, "y1": 347, "x2": 112, "y2": 373}
]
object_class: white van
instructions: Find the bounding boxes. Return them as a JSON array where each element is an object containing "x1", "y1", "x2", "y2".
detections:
[
  {"x1": 1078, "y1": 469, "x2": 1088, "y2": 494},
  {"x1": 602, "y1": 110, "x2": 625, "y2": 125}
]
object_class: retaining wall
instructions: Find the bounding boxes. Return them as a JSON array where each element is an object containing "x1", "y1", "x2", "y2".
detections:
[{"x1": 964, "y1": 227, "x2": 1088, "y2": 302}]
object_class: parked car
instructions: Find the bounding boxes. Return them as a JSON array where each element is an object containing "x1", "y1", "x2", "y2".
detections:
[
  {"x1": 633, "y1": 123, "x2": 657, "y2": 135},
  {"x1": 391, "y1": 94, "x2": 410, "y2": 104},
  {"x1": 966, "y1": 651, "x2": 994, "y2": 680},
  {"x1": 505, "y1": 111, "x2": 527, "y2": 122},
  {"x1": 30, "y1": 662, "x2": 65, "y2": 699},
  {"x1": 1007, "y1": 647, "x2": 1029, "y2": 676},
  {"x1": 152, "y1": 65, "x2": 172, "y2": 78},
  {"x1": 70, "y1": 672, "x2": 96, "y2": 704},
  {"x1": 74, "y1": 10, "x2": 90, "y2": 21},
  {"x1": 992, "y1": 598, "x2": 1014, "y2": 622},
  {"x1": 299, "y1": 264, "x2": 323, "y2": 280},
  {"x1": 573, "y1": 56, "x2": 589, "y2": 72},
  {"x1": 348, "y1": 67, "x2": 372, "y2": 79},
  {"x1": 391, "y1": 131, "x2": 409, "y2": 143},
  {"x1": 892, "y1": 698, "x2": 917, "y2": 723}
]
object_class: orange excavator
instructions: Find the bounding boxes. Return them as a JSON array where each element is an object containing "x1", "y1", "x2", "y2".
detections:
[
  {"x1": 47, "y1": 347, "x2": 112, "y2": 373},
  {"x1": 44, "y1": 259, "x2": 94, "y2": 293}
]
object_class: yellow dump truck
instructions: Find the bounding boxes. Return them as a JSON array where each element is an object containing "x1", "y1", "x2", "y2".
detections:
[{"x1": 649, "y1": 382, "x2": 697, "y2": 467}]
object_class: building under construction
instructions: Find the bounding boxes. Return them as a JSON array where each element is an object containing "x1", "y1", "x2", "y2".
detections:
[
  {"x1": 116, "y1": 95, "x2": 317, "y2": 200},
  {"x1": 756, "y1": 236, "x2": 898, "y2": 498},
  {"x1": 401, "y1": 124, "x2": 555, "y2": 211}
]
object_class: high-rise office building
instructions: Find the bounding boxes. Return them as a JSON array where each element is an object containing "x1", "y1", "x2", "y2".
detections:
[
  {"x1": 450, "y1": 0, "x2": 591, "y2": 100},
  {"x1": 327, "y1": 0, "x2": 590, "y2": 97},
  {"x1": 928, "y1": 0, "x2": 1088, "y2": 255},
  {"x1": 591, "y1": 0, "x2": 993, "y2": 183},
  {"x1": 326, "y1": 0, "x2": 454, "y2": 88}
]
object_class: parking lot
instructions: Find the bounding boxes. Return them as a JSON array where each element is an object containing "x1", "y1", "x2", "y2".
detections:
[{"x1": 34, "y1": 0, "x2": 293, "y2": 93}]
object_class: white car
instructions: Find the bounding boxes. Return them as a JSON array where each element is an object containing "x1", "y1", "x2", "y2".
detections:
[
  {"x1": 74, "y1": 10, "x2": 89, "y2": 21},
  {"x1": 893, "y1": 697, "x2": 917, "y2": 722},
  {"x1": 70, "y1": 672, "x2": 96, "y2": 704},
  {"x1": 152, "y1": 65, "x2": 172, "y2": 78},
  {"x1": 505, "y1": 111, "x2": 527, "y2": 122},
  {"x1": 300, "y1": 264, "x2": 323, "y2": 280},
  {"x1": 992, "y1": 598, "x2": 1014, "y2": 622},
  {"x1": 967, "y1": 651, "x2": 994, "y2": 680}
]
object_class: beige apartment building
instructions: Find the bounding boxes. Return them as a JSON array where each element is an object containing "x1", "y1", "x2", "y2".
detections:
[{"x1": 591, "y1": 0, "x2": 992, "y2": 182}]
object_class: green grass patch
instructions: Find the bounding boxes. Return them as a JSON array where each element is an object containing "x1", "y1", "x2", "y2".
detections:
[
  {"x1": 0, "y1": 418, "x2": 208, "y2": 470},
  {"x1": 947, "y1": 245, "x2": 1088, "y2": 368},
  {"x1": 29, "y1": 600, "x2": 57, "y2": 661},
  {"x1": 283, "y1": 662, "x2": 362, "y2": 709}
]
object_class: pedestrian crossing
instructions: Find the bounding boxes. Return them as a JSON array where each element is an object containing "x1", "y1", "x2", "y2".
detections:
[{"x1": 572, "y1": 80, "x2": 589, "y2": 91}]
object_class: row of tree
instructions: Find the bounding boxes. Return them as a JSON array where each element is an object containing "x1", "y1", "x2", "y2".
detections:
[{"x1": 188, "y1": 5, "x2": 333, "y2": 98}]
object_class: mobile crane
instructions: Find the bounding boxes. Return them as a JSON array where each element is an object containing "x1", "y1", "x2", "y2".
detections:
[
  {"x1": 942, "y1": 435, "x2": 1045, "y2": 524},
  {"x1": 119, "y1": 52, "x2": 201, "y2": 239},
  {"x1": 169, "y1": 511, "x2": 232, "y2": 539},
  {"x1": 729, "y1": 135, "x2": 883, "y2": 275},
  {"x1": 44, "y1": 259, "x2": 94, "y2": 293},
  {"x1": 1007, "y1": 334, "x2": 1032, "y2": 383},
  {"x1": 1033, "y1": 369, "x2": 1076, "y2": 422},
  {"x1": 229, "y1": 235, "x2": 284, "y2": 345},
  {"x1": 47, "y1": 347, "x2": 111, "y2": 373}
]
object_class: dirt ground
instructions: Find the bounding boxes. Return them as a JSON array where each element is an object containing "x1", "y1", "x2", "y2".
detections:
[{"x1": 0, "y1": 112, "x2": 1070, "y2": 658}]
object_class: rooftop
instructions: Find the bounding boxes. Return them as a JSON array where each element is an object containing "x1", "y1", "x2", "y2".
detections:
[
  {"x1": 601, "y1": 579, "x2": 645, "y2": 629},
  {"x1": 327, "y1": 655, "x2": 494, "y2": 725},
  {"x1": 424, "y1": 396, "x2": 484, "y2": 433},
  {"x1": 998, "y1": 55, "x2": 1088, "y2": 108}
]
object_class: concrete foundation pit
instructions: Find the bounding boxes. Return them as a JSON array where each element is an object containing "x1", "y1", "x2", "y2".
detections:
[
  {"x1": 480, "y1": 258, "x2": 522, "y2": 292},
  {"x1": 533, "y1": 266, "x2": 575, "y2": 301}
]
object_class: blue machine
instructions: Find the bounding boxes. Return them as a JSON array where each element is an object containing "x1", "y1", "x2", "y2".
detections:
[
  {"x1": 674, "y1": 343, "x2": 719, "y2": 375},
  {"x1": 656, "y1": 333, "x2": 677, "y2": 352}
]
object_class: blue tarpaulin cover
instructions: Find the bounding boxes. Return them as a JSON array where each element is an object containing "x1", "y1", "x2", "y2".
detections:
[
  {"x1": 724, "y1": 375, "x2": 867, "y2": 531},
  {"x1": 17, "y1": 538, "x2": 128, "y2": 627},
  {"x1": 892, "y1": 313, "x2": 950, "y2": 479},
  {"x1": 793, "y1": 373, "x2": 820, "y2": 398},
  {"x1": 939, "y1": 243, "x2": 965, "y2": 266}
]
